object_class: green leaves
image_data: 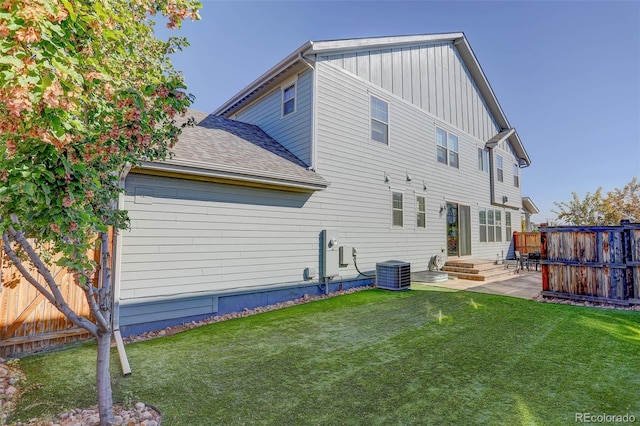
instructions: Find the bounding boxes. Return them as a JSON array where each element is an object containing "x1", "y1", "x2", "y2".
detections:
[{"x1": 59, "y1": 0, "x2": 77, "y2": 21}]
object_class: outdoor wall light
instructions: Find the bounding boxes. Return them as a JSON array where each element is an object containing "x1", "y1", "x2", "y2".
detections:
[
  {"x1": 384, "y1": 173, "x2": 390, "y2": 183},
  {"x1": 406, "y1": 172, "x2": 412, "y2": 182}
]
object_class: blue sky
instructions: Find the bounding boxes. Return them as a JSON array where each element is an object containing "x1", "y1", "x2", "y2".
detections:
[{"x1": 159, "y1": 1, "x2": 640, "y2": 223}]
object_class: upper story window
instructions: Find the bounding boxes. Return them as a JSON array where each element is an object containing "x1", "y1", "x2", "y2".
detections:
[
  {"x1": 478, "y1": 147, "x2": 489, "y2": 172},
  {"x1": 436, "y1": 127, "x2": 459, "y2": 168},
  {"x1": 496, "y1": 154, "x2": 504, "y2": 182},
  {"x1": 513, "y1": 164, "x2": 520, "y2": 188},
  {"x1": 416, "y1": 196, "x2": 426, "y2": 228},
  {"x1": 392, "y1": 191, "x2": 403, "y2": 227},
  {"x1": 282, "y1": 81, "x2": 296, "y2": 116},
  {"x1": 371, "y1": 96, "x2": 388, "y2": 144}
]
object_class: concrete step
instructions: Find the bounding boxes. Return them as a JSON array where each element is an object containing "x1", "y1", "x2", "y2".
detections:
[{"x1": 441, "y1": 259, "x2": 514, "y2": 281}]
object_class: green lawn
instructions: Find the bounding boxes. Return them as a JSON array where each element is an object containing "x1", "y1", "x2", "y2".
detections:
[{"x1": 9, "y1": 285, "x2": 640, "y2": 425}]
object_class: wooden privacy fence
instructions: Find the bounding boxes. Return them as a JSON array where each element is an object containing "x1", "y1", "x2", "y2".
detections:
[
  {"x1": 513, "y1": 231, "x2": 541, "y2": 255},
  {"x1": 540, "y1": 221, "x2": 640, "y2": 305},
  {"x1": 0, "y1": 237, "x2": 109, "y2": 357}
]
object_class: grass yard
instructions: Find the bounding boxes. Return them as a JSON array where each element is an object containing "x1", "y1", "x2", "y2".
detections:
[{"x1": 8, "y1": 285, "x2": 640, "y2": 425}]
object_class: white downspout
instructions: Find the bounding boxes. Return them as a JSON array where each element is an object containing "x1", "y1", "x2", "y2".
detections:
[
  {"x1": 299, "y1": 53, "x2": 318, "y2": 171},
  {"x1": 112, "y1": 164, "x2": 131, "y2": 376}
]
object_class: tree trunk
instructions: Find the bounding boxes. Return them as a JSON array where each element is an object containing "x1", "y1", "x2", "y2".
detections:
[{"x1": 96, "y1": 330, "x2": 115, "y2": 425}]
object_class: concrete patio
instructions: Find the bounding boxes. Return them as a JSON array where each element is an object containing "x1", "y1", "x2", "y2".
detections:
[{"x1": 412, "y1": 269, "x2": 542, "y2": 300}]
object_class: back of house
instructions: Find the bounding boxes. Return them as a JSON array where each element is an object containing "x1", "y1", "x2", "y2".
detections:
[{"x1": 116, "y1": 33, "x2": 532, "y2": 335}]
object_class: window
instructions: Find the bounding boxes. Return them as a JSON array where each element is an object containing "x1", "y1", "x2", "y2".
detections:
[
  {"x1": 478, "y1": 147, "x2": 489, "y2": 172},
  {"x1": 513, "y1": 164, "x2": 520, "y2": 187},
  {"x1": 371, "y1": 96, "x2": 388, "y2": 144},
  {"x1": 487, "y1": 209, "x2": 495, "y2": 242},
  {"x1": 416, "y1": 196, "x2": 426, "y2": 228},
  {"x1": 436, "y1": 127, "x2": 459, "y2": 168},
  {"x1": 506, "y1": 212, "x2": 512, "y2": 242},
  {"x1": 480, "y1": 208, "x2": 507, "y2": 243},
  {"x1": 282, "y1": 82, "x2": 296, "y2": 116},
  {"x1": 479, "y1": 209, "x2": 487, "y2": 242},
  {"x1": 496, "y1": 155, "x2": 504, "y2": 182},
  {"x1": 392, "y1": 192, "x2": 403, "y2": 227}
]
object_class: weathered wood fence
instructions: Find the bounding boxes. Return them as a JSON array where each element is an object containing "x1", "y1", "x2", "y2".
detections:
[
  {"x1": 513, "y1": 231, "x2": 541, "y2": 255},
  {"x1": 540, "y1": 221, "x2": 640, "y2": 305},
  {"x1": 0, "y1": 237, "x2": 108, "y2": 357}
]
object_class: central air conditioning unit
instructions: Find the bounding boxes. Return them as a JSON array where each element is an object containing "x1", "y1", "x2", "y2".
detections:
[{"x1": 376, "y1": 260, "x2": 411, "y2": 291}]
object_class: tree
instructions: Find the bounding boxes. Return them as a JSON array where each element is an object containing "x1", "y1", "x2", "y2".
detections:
[
  {"x1": 0, "y1": 1, "x2": 201, "y2": 424},
  {"x1": 553, "y1": 177, "x2": 639, "y2": 226},
  {"x1": 603, "y1": 177, "x2": 640, "y2": 224},
  {"x1": 553, "y1": 188, "x2": 605, "y2": 226}
]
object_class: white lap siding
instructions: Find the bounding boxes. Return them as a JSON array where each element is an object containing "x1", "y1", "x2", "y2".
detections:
[{"x1": 120, "y1": 173, "x2": 320, "y2": 301}]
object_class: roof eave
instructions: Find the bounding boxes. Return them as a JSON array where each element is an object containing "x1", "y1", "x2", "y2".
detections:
[
  {"x1": 213, "y1": 41, "x2": 313, "y2": 117},
  {"x1": 454, "y1": 37, "x2": 531, "y2": 167},
  {"x1": 522, "y1": 197, "x2": 540, "y2": 214},
  {"x1": 136, "y1": 160, "x2": 328, "y2": 192},
  {"x1": 306, "y1": 32, "x2": 465, "y2": 55}
]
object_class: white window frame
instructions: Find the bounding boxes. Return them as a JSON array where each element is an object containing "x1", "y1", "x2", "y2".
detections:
[
  {"x1": 416, "y1": 195, "x2": 426, "y2": 229},
  {"x1": 436, "y1": 127, "x2": 459, "y2": 168},
  {"x1": 370, "y1": 95, "x2": 389, "y2": 144},
  {"x1": 513, "y1": 163, "x2": 520, "y2": 188},
  {"x1": 496, "y1": 154, "x2": 504, "y2": 182},
  {"x1": 487, "y1": 209, "x2": 495, "y2": 242},
  {"x1": 281, "y1": 78, "x2": 297, "y2": 117},
  {"x1": 495, "y1": 210, "x2": 502, "y2": 242},
  {"x1": 479, "y1": 208, "x2": 487, "y2": 242},
  {"x1": 506, "y1": 211, "x2": 512, "y2": 242},
  {"x1": 478, "y1": 147, "x2": 489, "y2": 172},
  {"x1": 391, "y1": 191, "x2": 403, "y2": 227}
]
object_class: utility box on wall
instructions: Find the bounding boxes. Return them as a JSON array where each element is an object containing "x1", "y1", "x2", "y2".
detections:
[
  {"x1": 321, "y1": 230, "x2": 340, "y2": 278},
  {"x1": 339, "y1": 246, "x2": 352, "y2": 266}
]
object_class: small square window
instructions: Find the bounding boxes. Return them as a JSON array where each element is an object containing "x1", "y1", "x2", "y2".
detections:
[
  {"x1": 282, "y1": 83, "x2": 296, "y2": 116},
  {"x1": 371, "y1": 96, "x2": 388, "y2": 144},
  {"x1": 392, "y1": 192, "x2": 403, "y2": 227},
  {"x1": 416, "y1": 196, "x2": 426, "y2": 228}
]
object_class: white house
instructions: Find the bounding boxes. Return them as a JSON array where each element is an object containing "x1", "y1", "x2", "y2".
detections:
[{"x1": 113, "y1": 33, "x2": 533, "y2": 335}]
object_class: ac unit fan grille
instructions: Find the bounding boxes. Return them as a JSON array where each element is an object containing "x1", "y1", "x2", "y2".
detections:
[{"x1": 376, "y1": 261, "x2": 411, "y2": 291}]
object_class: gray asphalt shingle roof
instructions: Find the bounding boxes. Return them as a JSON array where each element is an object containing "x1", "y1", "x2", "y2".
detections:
[{"x1": 154, "y1": 110, "x2": 328, "y2": 190}]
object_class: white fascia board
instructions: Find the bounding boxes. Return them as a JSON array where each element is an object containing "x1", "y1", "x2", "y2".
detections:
[
  {"x1": 522, "y1": 197, "x2": 540, "y2": 214},
  {"x1": 137, "y1": 160, "x2": 329, "y2": 192},
  {"x1": 214, "y1": 41, "x2": 313, "y2": 116},
  {"x1": 306, "y1": 33, "x2": 464, "y2": 55},
  {"x1": 454, "y1": 37, "x2": 531, "y2": 167}
]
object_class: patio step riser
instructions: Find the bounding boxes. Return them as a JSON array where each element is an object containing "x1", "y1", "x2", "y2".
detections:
[{"x1": 441, "y1": 259, "x2": 515, "y2": 281}]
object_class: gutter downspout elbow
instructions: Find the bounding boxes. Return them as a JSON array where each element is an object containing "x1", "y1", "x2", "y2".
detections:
[{"x1": 112, "y1": 163, "x2": 132, "y2": 376}]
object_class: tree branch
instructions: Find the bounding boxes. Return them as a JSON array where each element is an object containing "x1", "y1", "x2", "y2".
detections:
[{"x1": 5, "y1": 225, "x2": 99, "y2": 337}]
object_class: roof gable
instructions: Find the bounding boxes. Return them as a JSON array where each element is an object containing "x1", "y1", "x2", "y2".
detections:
[{"x1": 214, "y1": 33, "x2": 530, "y2": 167}]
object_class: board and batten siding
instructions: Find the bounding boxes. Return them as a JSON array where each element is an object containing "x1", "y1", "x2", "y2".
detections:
[
  {"x1": 490, "y1": 140, "x2": 523, "y2": 210},
  {"x1": 234, "y1": 69, "x2": 313, "y2": 166},
  {"x1": 312, "y1": 60, "x2": 520, "y2": 264},
  {"x1": 318, "y1": 42, "x2": 500, "y2": 144}
]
